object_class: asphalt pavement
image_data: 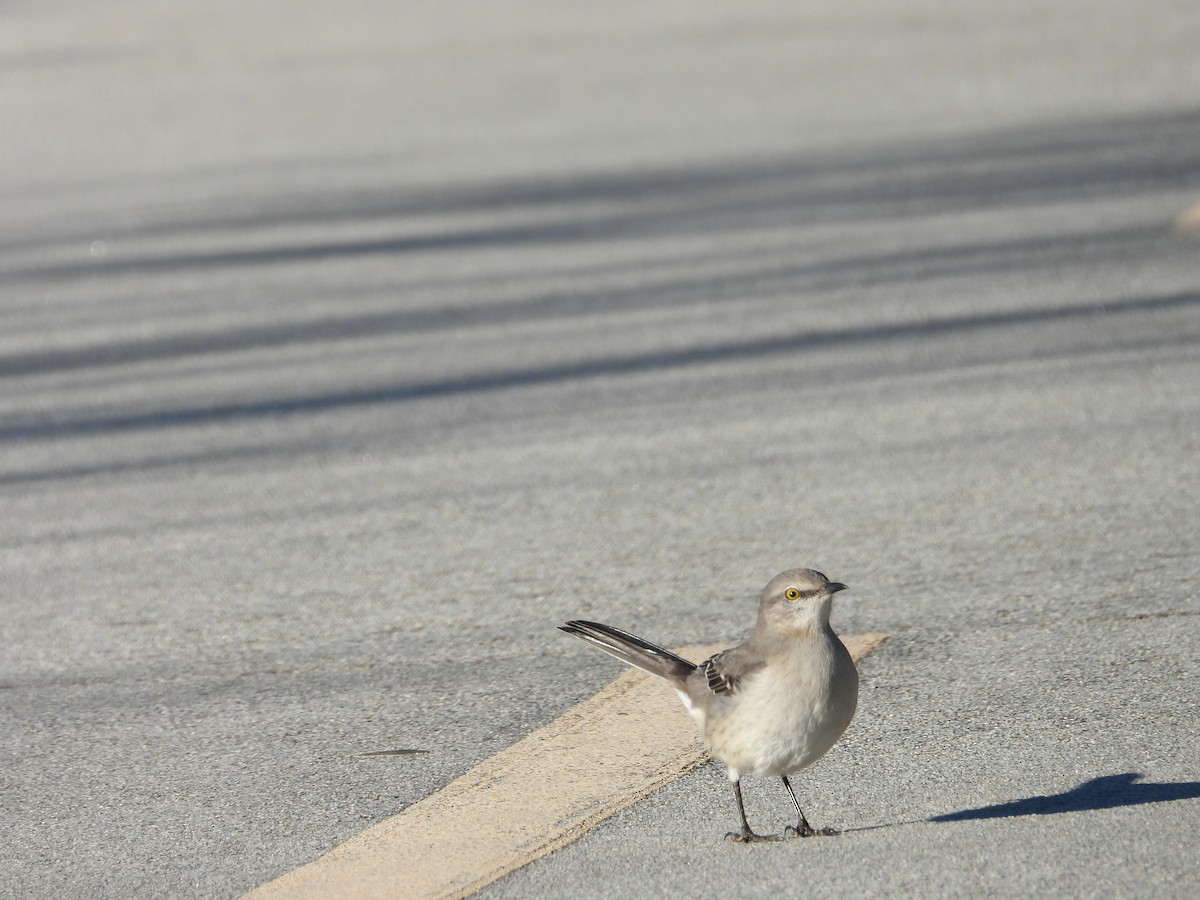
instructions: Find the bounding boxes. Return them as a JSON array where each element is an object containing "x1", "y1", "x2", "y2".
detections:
[{"x1": 2, "y1": 1, "x2": 1199, "y2": 897}]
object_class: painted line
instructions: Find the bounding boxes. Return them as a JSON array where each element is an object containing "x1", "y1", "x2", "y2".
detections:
[
  {"x1": 243, "y1": 632, "x2": 889, "y2": 900},
  {"x1": 1174, "y1": 198, "x2": 1200, "y2": 232}
]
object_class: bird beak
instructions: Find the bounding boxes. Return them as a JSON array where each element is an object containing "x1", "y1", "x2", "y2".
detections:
[{"x1": 827, "y1": 583, "x2": 848, "y2": 594}]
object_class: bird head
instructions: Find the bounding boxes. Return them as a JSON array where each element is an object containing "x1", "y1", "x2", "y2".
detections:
[{"x1": 757, "y1": 568, "x2": 848, "y2": 634}]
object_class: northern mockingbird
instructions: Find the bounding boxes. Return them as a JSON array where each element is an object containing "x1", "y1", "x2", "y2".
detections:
[{"x1": 560, "y1": 568, "x2": 857, "y2": 842}]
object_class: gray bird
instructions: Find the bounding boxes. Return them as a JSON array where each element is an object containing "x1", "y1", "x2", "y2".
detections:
[{"x1": 560, "y1": 568, "x2": 857, "y2": 842}]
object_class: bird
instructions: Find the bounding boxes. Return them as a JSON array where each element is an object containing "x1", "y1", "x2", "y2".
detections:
[{"x1": 559, "y1": 568, "x2": 857, "y2": 842}]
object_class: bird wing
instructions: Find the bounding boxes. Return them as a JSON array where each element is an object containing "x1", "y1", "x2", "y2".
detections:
[{"x1": 700, "y1": 648, "x2": 765, "y2": 697}]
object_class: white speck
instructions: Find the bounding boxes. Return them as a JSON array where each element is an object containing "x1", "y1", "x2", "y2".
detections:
[{"x1": 89, "y1": 240, "x2": 108, "y2": 258}]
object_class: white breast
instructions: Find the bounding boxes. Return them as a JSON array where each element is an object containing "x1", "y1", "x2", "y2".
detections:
[{"x1": 699, "y1": 643, "x2": 857, "y2": 777}]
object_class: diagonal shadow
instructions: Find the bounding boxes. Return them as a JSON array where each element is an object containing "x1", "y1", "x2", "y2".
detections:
[
  {"x1": 1, "y1": 289, "x2": 1195, "y2": 443},
  {"x1": 7, "y1": 107, "x2": 1200, "y2": 262},
  {"x1": 0, "y1": 222, "x2": 1170, "y2": 381},
  {"x1": 930, "y1": 773, "x2": 1200, "y2": 822}
]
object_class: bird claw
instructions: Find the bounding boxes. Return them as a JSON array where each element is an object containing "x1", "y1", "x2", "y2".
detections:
[
  {"x1": 725, "y1": 829, "x2": 782, "y2": 843},
  {"x1": 784, "y1": 823, "x2": 839, "y2": 838}
]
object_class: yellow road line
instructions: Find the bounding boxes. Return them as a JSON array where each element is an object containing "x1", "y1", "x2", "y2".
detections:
[
  {"x1": 243, "y1": 632, "x2": 889, "y2": 900},
  {"x1": 1174, "y1": 198, "x2": 1200, "y2": 232}
]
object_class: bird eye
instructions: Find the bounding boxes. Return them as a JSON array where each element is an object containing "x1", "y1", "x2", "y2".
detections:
[{"x1": 785, "y1": 588, "x2": 801, "y2": 601}]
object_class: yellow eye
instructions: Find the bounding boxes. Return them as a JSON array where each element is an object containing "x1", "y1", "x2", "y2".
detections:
[{"x1": 785, "y1": 588, "x2": 801, "y2": 601}]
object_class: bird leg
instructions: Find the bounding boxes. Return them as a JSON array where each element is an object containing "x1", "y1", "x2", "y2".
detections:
[
  {"x1": 781, "y1": 775, "x2": 838, "y2": 837},
  {"x1": 724, "y1": 777, "x2": 780, "y2": 843}
]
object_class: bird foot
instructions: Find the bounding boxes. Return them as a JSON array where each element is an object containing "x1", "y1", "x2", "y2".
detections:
[
  {"x1": 724, "y1": 829, "x2": 782, "y2": 843},
  {"x1": 784, "y1": 823, "x2": 839, "y2": 838}
]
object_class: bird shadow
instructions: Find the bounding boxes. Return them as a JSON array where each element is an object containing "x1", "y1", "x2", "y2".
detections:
[
  {"x1": 930, "y1": 772, "x2": 1200, "y2": 821},
  {"x1": 842, "y1": 773, "x2": 1200, "y2": 833}
]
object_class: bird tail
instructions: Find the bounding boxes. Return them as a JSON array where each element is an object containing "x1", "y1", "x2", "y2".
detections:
[{"x1": 559, "y1": 620, "x2": 697, "y2": 687}]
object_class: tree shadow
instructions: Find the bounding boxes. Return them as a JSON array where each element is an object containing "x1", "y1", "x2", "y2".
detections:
[{"x1": 931, "y1": 773, "x2": 1200, "y2": 822}]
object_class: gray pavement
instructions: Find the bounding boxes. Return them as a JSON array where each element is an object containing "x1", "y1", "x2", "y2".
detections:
[{"x1": 2, "y1": 1, "x2": 1199, "y2": 897}]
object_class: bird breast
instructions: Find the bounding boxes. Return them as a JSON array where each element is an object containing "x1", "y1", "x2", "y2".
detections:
[{"x1": 702, "y1": 637, "x2": 858, "y2": 777}]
